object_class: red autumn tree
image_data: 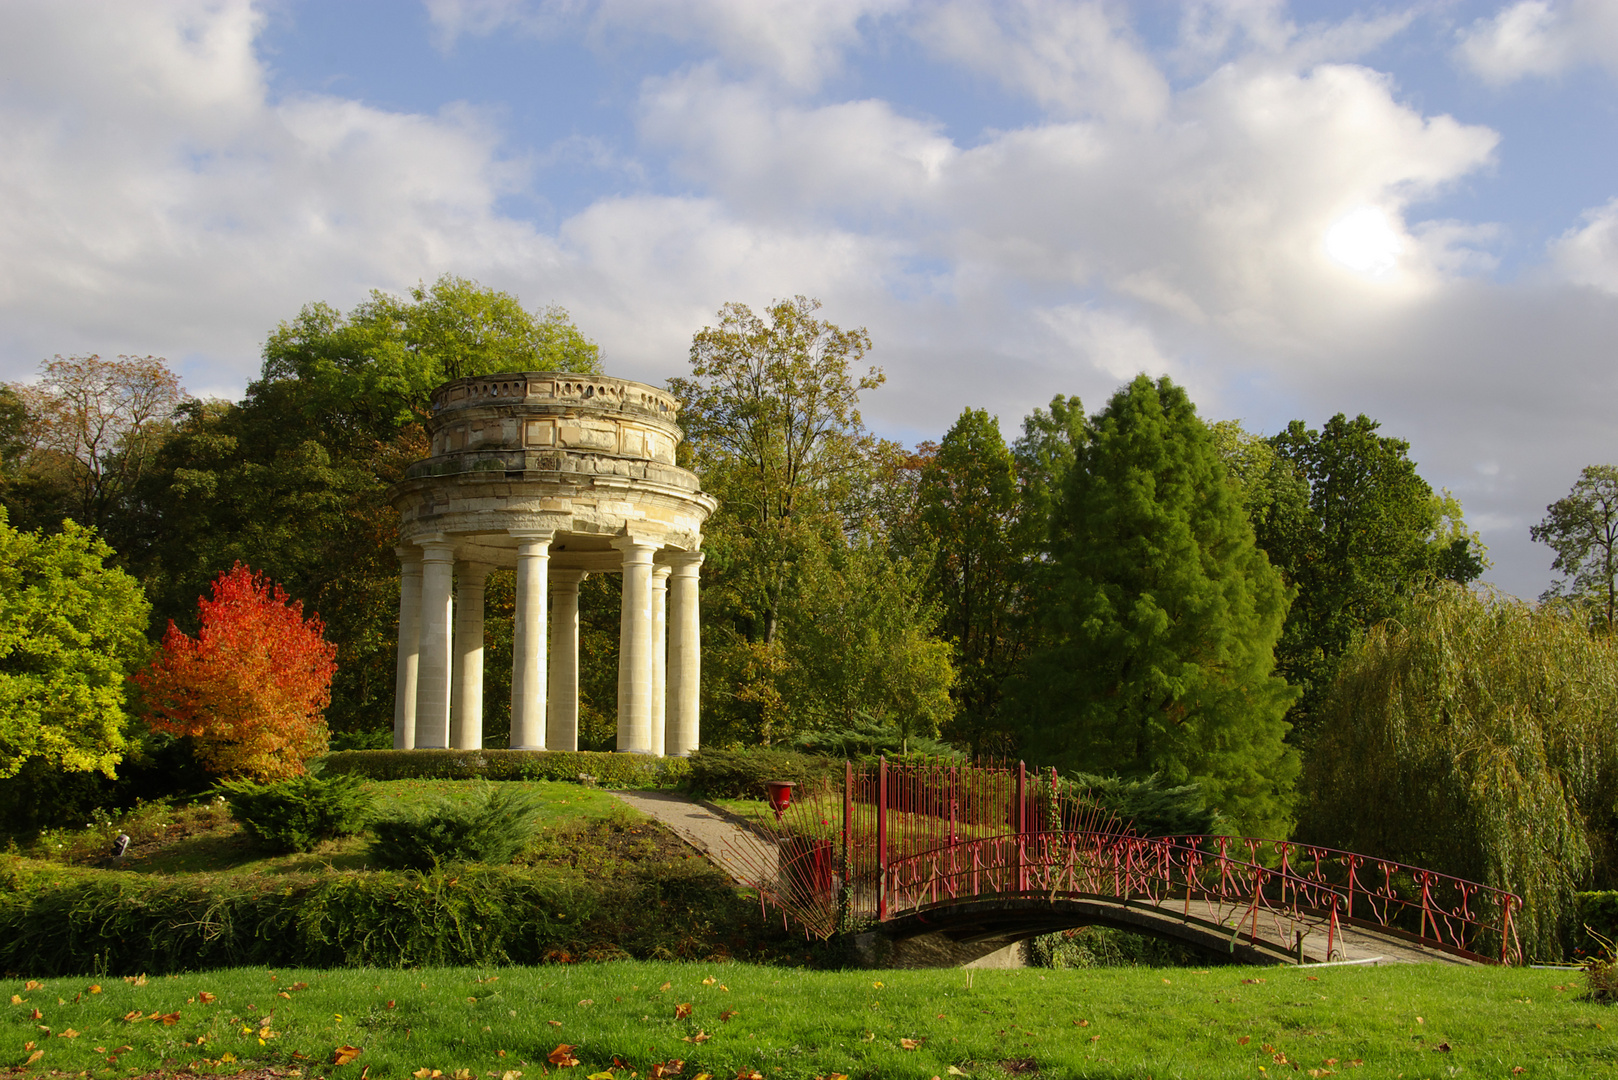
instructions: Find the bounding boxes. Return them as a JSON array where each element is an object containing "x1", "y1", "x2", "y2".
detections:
[{"x1": 134, "y1": 563, "x2": 338, "y2": 780}]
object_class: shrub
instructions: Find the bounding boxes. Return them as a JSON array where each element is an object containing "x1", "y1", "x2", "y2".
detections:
[
  {"x1": 790, "y1": 719, "x2": 964, "y2": 761},
  {"x1": 1063, "y1": 772, "x2": 1226, "y2": 838},
  {"x1": 320, "y1": 748, "x2": 689, "y2": 788},
  {"x1": 370, "y1": 783, "x2": 543, "y2": 869},
  {"x1": 219, "y1": 773, "x2": 372, "y2": 853},
  {"x1": 684, "y1": 747, "x2": 844, "y2": 799}
]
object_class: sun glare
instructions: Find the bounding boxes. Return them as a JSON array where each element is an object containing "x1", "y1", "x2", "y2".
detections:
[{"x1": 1324, "y1": 206, "x2": 1405, "y2": 277}]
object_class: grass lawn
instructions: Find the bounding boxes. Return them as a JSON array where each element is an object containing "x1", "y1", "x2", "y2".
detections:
[
  {"x1": 22, "y1": 780, "x2": 644, "y2": 878},
  {"x1": 4, "y1": 962, "x2": 1614, "y2": 1079}
]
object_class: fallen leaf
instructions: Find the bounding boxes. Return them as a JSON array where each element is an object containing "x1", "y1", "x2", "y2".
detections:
[
  {"x1": 453, "y1": 1070, "x2": 473, "y2": 1080},
  {"x1": 9, "y1": 995, "x2": 21, "y2": 1004},
  {"x1": 503, "y1": 1072, "x2": 524, "y2": 1080},
  {"x1": 1306, "y1": 976, "x2": 1319, "y2": 982},
  {"x1": 1074, "y1": 1020, "x2": 1089, "y2": 1027},
  {"x1": 872, "y1": 981, "x2": 884, "y2": 989},
  {"x1": 57, "y1": 1028, "x2": 80, "y2": 1038},
  {"x1": 734, "y1": 1071, "x2": 763, "y2": 1080},
  {"x1": 1435, "y1": 1043, "x2": 1452, "y2": 1053},
  {"x1": 115, "y1": 1045, "x2": 132, "y2": 1053},
  {"x1": 587, "y1": 1073, "x2": 614, "y2": 1080},
  {"x1": 386, "y1": 1000, "x2": 396, "y2": 1009},
  {"x1": 1415, "y1": 1016, "x2": 1424, "y2": 1024},
  {"x1": 549, "y1": 1020, "x2": 563, "y2": 1028},
  {"x1": 334, "y1": 1045, "x2": 363, "y2": 1066},
  {"x1": 88, "y1": 985, "x2": 102, "y2": 994},
  {"x1": 577, "y1": 998, "x2": 594, "y2": 1007},
  {"x1": 123, "y1": 1010, "x2": 144, "y2": 1022},
  {"x1": 1162, "y1": 978, "x2": 1171, "y2": 984},
  {"x1": 1307, "y1": 1071, "x2": 1335, "y2": 1078},
  {"x1": 290, "y1": 981, "x2": 309, "y2": 991},
  {"x1": 650, "y1": 1060, "x2": 685, "y2": 1078},
  {"x1": 719, "y1": 1010, "x2": 737, "y2": 1022},
  {"x1": 29, "y1": 1008, "x2": 42, "y2": 1020},
  {"x1": 24, "y1": 1051, "x2": 43, "y2": 1066},
  {"x1": 1512, "y1": 1069, "x2": 1526, "y2": 1075},
  {"x1": 703, "y1": 976, "x2": 716, "y2": 985},
  {"x1": 198, "y1": 991, "x2": 216, "y2": 1003},
  {"x1": 900, "y1": 1038, "x2": 922, "y2": 1050},
  {"x1": 548, "y1": 1044, "x2": 581, "y2": 1067},
  {"x1": 1239, "y1": 1036, "x2": 1251, "y2": 1045},
  {"x1": 1089, "y1": 1035, "x2": 1101, "y2": 1043},
  {"x1": 660, "y1": 982, "x2": 672, "y2": 992},
  {"x1": 158, "y1": 1011, "x2": 181, "y2": 1025},
  {"x1": 675, "y1": 1002, "x2": 693, "y2": 1020},
  {"x1": 279, "y1": 992, "x2": 292, "y2": 999},
  {"x1": 1242, "y1": 978, "x2": 1267, "y2": 985},
  {"x1": 467, "y1": 997, "x2": 478, "y2": 1004},
  {"x1": 24, "y1": 981, "x2": 43, "y2": 991},
  {"x1": 693, "y1": 1030, "x2": 711, "y2": 1043},
  {"x1": 948, "y1": 1069, "x2": 970, "y2": 1077}
]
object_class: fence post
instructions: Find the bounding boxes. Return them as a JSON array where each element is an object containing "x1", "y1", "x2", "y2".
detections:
[
  {"x1": 878, "y1": 755, "x2": 889, "y2": 921},
  {"x1": 1017, "y1": 760, "x2": 1027, "y2": 893},
  {"x1": 842, "y1": 759, "x2": 853, "y2": 929}
]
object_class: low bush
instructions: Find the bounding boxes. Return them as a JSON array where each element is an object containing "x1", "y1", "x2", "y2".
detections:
[
  {"x1": 0, "y1": 856, "x2": 746, "y2": 976},
  {"x1": 790, "y1": 720, "x2": 964, "y2": 761},
  {"x1": 321, "y1": 748, "x2": 689, "y2": 788},
  {"x1": 370, "y1": 784, "x2": 542, "y2": 869},
  {"x1": 683, "y1": 747, "x2": 844, "y2": 799},
  {"x1": 219, "y1": 773, "x2": 373, "y2": 853}
]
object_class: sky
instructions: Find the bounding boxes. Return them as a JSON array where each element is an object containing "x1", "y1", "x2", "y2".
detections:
[{"x1": 2, "y1": 0, "x2": 1616, "y2": 600}]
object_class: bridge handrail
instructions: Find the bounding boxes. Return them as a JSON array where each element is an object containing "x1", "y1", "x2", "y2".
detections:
[{"x1": 880, "y1": 829, "x2": 1521, "y2": 964}]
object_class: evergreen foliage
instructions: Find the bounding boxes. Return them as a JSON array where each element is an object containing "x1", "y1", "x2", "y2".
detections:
[
  {"x1": 1009, "y1": 375, "x2": 1299, "y2": 838},
  {"x1": 218, "y1": 773, "x2": 373, "y2": 853},
  {"x1": 1532, "y1": 464, "x2": 1618, "y2": 633},
  {"x1": 0, "y1": 508, "x2": 150, "y2": 780},
  {"x1": 320, "y1": 748, "x2": 688, "y2": 787},
  {"x1": 682, "y1": 747, "x2": 845, "y2": 799},
  {"x1": 1065, "y1": 773, "x2": 1226, "y2": 838},
  {"x1": 370, "y1": 783, "x2": 545, "y2": 869},
  {"x1": 1298, "y1": 584, "x2": 1618, "y2": 959}
]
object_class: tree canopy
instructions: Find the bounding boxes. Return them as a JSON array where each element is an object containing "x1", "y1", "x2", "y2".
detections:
[
  {"x1": 1297, "y1": 583, "x2": 1618, "y2": 959},
  {"x1": 1531, "y1": 464, "x2": 1618, "y2": 633},
  {"x1": 0, "y1": 507, "x2": 151, "y2": 779},
  {"x1": 1009, "y1": 376, "x2": 1299, "y2": 837}
]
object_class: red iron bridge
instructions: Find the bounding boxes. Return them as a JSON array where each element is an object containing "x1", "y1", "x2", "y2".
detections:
[{"x1": 732, "y1": 760, "x2": 1522, "y2": 967}]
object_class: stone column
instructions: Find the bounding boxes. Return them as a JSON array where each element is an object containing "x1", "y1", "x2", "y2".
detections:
[
  {"x1": 665, "y1": 551, "x2": 705, "y2": 757},
  {"x1": 650, "y1": 564, "x2": 671, "y2": 757},
  {"x1": 451, "y1": 562, "x2": 490, "y2": 750},
  {"x1": 414, "y1": 536, "x2": 457, "y2": 749},
  {"x1": 611, "y1": 535, "x2": 660, "y2": 754},
  {"x1": 510, "y1": 531, "x2": 553, "y2": 750},
  {"x1": 393, "y1": 546, "x2": 423, "y2": 750},
  {"x1": 547, "y1": 570, "x2": 588, "y2": 752}
]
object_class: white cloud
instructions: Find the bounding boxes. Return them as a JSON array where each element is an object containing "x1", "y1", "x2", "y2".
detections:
[
  {"x1": 1457, "y1": 0, "x2": 1618, "y2": 84},
  {"x1": 0, "y1": 0, "x2": 567, "y2": 387},
  {"x1": 915, "y1": 0, "x2": 1170, "y2": 124},
  {"x1": 1549, "y1": 198, "x2": 1618, "y2": 293},
  {"x1": 424, "y1": 0, "x2": 906, "y2": 90}
]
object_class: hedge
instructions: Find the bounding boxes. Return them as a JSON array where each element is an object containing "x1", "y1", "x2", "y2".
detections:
[
  {"x1": 319, "y1": 749, "x2": 691, "y2": 788},
  {"x1": 683, "y1": 747, "x2": 845, "y2": 799},
  {"x1": 0, "y1": 858, "x2": 742, "y2": 977}
]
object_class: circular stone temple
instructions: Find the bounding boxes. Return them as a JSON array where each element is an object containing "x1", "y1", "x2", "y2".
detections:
[{"x1": 389, "y1": 372, "x2": 715, "y2": 756}]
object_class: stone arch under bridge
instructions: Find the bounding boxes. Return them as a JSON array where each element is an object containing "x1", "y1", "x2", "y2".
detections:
[{"x1": 389, "y1": 371, "x2": 716, "y2": 755}]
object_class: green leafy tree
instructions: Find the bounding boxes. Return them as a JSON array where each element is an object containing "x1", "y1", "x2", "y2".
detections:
[
  {"x1": 1298, "y1": 584, "x2": 1618, "y2": 959},
  {"x1": 0, "y1": 508, "x2": 151, "y2": 779},
  {"x1": 1531, "y1": 465, "x2": 1618, "y2": 634},
  {"x1": 1262, "y1": 413, "x2": 1484, "y2": 732},
  {"x1": 918, "y1": 408, "x2": 1022, "y2": 752},
  {"x1": 1009, "y1": 376, "x2": 1299, "y2": 837}
]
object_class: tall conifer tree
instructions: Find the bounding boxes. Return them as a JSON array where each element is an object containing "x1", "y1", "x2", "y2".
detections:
[{"x1": 1011, "y1": 375, "x2": 1299, "y2": 837}]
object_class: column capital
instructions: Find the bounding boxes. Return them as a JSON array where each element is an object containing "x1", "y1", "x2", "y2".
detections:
[
  {"x1": 509, "y1": 529, "x2": 555, "y2": 555},
  {"x1": 455, "y1": 561, "x2": 494, "y2": 586},
  {"x1": 651, "y1": 564, "x2": 672, "y2": 586},
  {"x1": 395, "y1": 544, "x2": 424, "y2": 564},
  {"x1": 417, "y1": 534, "x2": 457, "y2": 561},
  {"x1": 550, "y1": 569, "x2": 589, "y2": 590},
  {"x1": 665, "y1": 550, "x2": 705, "y2": 575},
  {"x1": 610, "y1": 533, "x2": 661, "y2": 563}
]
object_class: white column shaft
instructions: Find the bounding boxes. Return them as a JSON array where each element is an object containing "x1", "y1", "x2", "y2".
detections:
[
  {"x1": 547, "y1": 571, "x2": 587, "y2": 752},
  {"x1": 613, "y1": 537, "x2": 660, "y2": 753},
  {"x1": 393, "y1": 547, "x2": 423, "y2": 750},
  {"x1": 650, "y1": 565, "x2": 670, "y2": 757},
  {"x1": 451, "y1": 563, "x2": 489, "y2": 750},
  {"x1": 511, "y1": 533, "x2": 553, "y2": 749},
  {"x1": 414, "y1": 538, "x2": 457, "y2": 749},
  {"x1": 666, "y1": 552, "x2": 704, "y2": 757}
]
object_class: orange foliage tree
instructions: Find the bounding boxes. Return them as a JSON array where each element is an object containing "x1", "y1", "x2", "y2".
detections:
[{"x1": 134, "y1": 563, "x2": 338, "y2": 780}]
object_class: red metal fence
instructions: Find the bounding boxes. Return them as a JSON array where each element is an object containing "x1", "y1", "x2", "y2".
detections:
[{"x1": 750, "y1": 759, "x2": 1523, "y2": 964}]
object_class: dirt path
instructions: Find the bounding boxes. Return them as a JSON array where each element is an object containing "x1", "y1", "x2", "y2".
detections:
[{"x1": 611, "y1": 789, "x2": 778, "y2": 887}]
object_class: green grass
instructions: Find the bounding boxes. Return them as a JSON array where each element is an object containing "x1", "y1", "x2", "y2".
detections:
[
  {"x1": 21, "y1": 780, "x2": 634, "y2": 878},
  {"x1": 3, "y1": 962, "x2": 1613, "y2": 1079}
]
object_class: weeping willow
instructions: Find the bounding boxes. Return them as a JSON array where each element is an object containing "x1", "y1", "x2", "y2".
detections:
[{"x1": 1297, "y1": 583, "x2": 1618, "y2": 960}]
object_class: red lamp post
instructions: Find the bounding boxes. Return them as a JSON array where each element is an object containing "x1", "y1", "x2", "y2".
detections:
[{"x1": 765, "y1": 780, "x2": 795, "y2": 822}]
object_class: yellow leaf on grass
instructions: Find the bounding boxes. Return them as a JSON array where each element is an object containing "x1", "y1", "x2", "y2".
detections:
[
  {"x1": 334, "y1": 1045, "x2": 363, "y2": 1065},
  {"x1": 220, "y1": 1052, "x2": 237, "y2": 1063},
  {"x1": 587, "y1": 1073, "x2": 615, "y2": 1080},
  {"x1": 290, "y1": 982, "x2": 309, "y2": 991},
  {"x1": 29, "y1": 1008, "x2": 41, "y2": 1020},
  {"x1": 57, "y1": 1028, "x2": 80, "y2": 1038},
  {"x1": 949, "y1": 1068, "x2": 970, "y2": 1077},
  {"x1": 675, "y1": 1002, "x2": 693, "y2": 1020},
  {"x1": 548, "y1": 1044, "x2": 581, "y2": 1067},
  {"x1": 693, "y1": 1030, "x2": 711, "y2": 1043},
  {"x1": 198, "y1": 991, "x2": 217, "y2": 1003},
  {"x1": 24, "y1": 981, "x2": 43, "y2": 991},
  {"x1": 24, "y1": 1051, "x2": 43, "y2": 1066},
  {"x1": 660, "y1": 982, "x2": 672, "y2": 992},
  {"x1": 719, "y1": 1010, "x2": 737, "y2": 1022},
  {"x1": 279, "y1": 992, "x2": 292, "y2": 999},
  {"x1": 578, "y1": 999, "x2": 594, "y2": 1007},
  {"x1": 549, "y1": 1020, "x2": 563, "y2": 1028},
  {"x1": 650, "y1": 1060, "x2": 685, "y2": 1078},
  {"x1": 9, "y1": 995, "x2": 21, "y2": 1004},
  {"x1": 734, "y1": 1072, "x2": 764, "y2": 1080},
  {"x1": 900, "y1": 1038, "x2": 922, "y2": 1050},
  {"x1": 503, "y1": 1072, "x2": 524, "y2": 1080},
  {"x1": 123, "y1": 1010, "x2": 144, "y2": 1022},
  {"x1": 703, "y1": 976, "x2": 716, "y2": 985},
  {"x1": 88, "y1": 985, "x2": 102, "y2": 994},
  {"x1": 453, "y1": 1069, "x2": 474, "y2": 1079}
]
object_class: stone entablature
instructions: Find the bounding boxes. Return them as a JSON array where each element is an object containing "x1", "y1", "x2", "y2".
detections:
[{"x1": 388, "y1": 371, "x2": 713, "y2": 758}]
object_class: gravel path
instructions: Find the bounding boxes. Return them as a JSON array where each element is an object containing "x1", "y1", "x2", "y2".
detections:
[{"x1": 611, "y1": 789, "x2": 778, "y2": 887}]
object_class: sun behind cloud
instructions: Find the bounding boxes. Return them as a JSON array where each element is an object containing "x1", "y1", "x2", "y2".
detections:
[{"x1": 1324, "y1": 206, "x2": 1405, "y2": 278}]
